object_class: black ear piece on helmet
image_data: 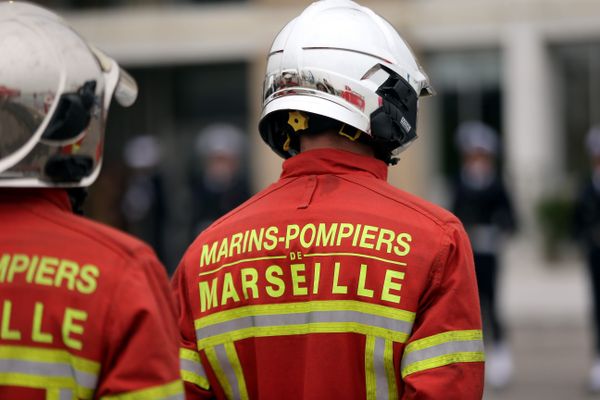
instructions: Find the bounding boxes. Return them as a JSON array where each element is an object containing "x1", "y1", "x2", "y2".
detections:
[
  {"x1": 259, "y1": 110, "x2": 297, "y2": 159},
  {"x1": 370, "y1": 65, "x2": 418, "y2": 164},
  {"x1": 42, "y1": 80, "x2": 97, "y2": 142}
]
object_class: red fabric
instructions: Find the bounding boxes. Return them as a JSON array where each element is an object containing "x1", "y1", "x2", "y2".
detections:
[
  {"x1": 0, "y1": 189, "x2": 180, "y2": 398},
  {"x1": 174, "y1": 149, "x2": 484, "y2": 399}
]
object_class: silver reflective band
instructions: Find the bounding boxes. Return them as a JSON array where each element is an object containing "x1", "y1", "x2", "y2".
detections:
[
  {"x1": 401, "y1": 330, "x2": 485, "y2": 377},
  {"x1": 180, "y1": 348, "x2": 210, "y2": 389},
  {"x1": 214, "y1": 345, "x2": 242, "y2": 400},
  {"x1": 205, "y1": 344, "x2": 248, "y2": 400},
  {"x1": 365, "y1": 337, "x2": 397, "y2": 400},
  {"x1": 196, "y1": 310, "x2": 414, "y2": 342},
  {"x1": 0, "y1": 358, "x2": 97, "y2": 390},
  {"x1": 373, "y1": 337, "x2": 389, "y2": 399},
  {"x1": 161, "y1": 395, "x2": 185, "y2": 400},
  {"x1": 401, "y1": 339, "x2": 484, "y2": 369},
  {"x1": 180, "y1": 358, "x2": 206, "y2": 379}
]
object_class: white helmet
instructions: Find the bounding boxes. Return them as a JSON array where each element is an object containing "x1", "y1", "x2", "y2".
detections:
[
  {"x1": 0, "y1": 1, "x2": 137, "y2": 187},
  {"x1": 258, "y1": 0, "x2": 434, "y2": 164},
  {"x1": 456, "y1": 121, "x2": 499, "y2": 155}
]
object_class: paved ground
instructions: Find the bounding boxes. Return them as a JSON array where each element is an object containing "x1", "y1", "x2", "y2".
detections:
[
  {"x1": 484, "y1": 322, "x2": 593, "y2": 400},
  {"x1": 482, "y1": 238, "x2": 595, "y2": 399}
]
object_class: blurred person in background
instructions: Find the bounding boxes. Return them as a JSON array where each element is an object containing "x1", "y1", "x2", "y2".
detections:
[
  {"x1": 189, "y1": 123, "x2": 251, "y2": 239},
  {"x1": 0, "y1": 3, "x2": 182, "y2": 399},
  {"x1": 121, "y1": 134, "x2": 167, "y2": 263},
  {"x1": 573, "y1": 126, "x2": 600, "y2": 393},
  {"x1": 173, "y1": 1, "x2": 484, "y2": 398},
  {"x1": 451, "y1": 121, "x2": 517, "y2": 390}
]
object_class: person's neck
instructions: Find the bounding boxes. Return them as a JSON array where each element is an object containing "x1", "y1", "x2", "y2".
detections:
[{"x1": 300, "y1": 130, "x2": 374, "y2": 157}]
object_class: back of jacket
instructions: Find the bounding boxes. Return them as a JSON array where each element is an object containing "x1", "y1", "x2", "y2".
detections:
[
  {"x1": 174, "y1": 149, "x2": 484, "y2": 400},
  {"x1": 0, "y1": 189, "x2": 183, "y2": 400}
]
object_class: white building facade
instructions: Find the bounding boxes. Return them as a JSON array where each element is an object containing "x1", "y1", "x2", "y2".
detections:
[{"x1": 63, "y1": 0, "x2": 600, "y2": 240}]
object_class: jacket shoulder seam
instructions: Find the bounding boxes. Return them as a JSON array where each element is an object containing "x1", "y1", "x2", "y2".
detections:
[
  {"x1": 26, "y1": 207, "x2": 147, "y2": 260},
  {"x1": 337, "y1": 174, "x2": 458, "y2": 234}
]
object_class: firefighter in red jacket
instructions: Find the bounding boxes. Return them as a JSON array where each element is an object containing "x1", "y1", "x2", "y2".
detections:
[
  {"x1": 173, "y1": 1, "x2": 484, "y2": 399},
  {"x1": 0, "y1": 3, "x2": 183, "y2": 399}
]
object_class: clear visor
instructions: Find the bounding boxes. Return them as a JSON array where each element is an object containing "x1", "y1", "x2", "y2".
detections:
[{"x1": 90, "y1": 45, "x2": 138, "y2": 108}]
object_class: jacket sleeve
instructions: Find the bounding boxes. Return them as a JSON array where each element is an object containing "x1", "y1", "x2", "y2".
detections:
[
  {"x1": 95, "y1": 247, "x2": 184, "y2": 400},
  {"x1": 172, "y1": 260, "x2": 215, "y2": 400},
  {"x1": 400, "y1": 222, "x2": 485, "y2": 400}
]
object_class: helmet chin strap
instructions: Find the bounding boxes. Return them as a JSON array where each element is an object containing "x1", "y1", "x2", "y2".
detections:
[{"x1": 66, "y1": 187, "x2": 88, "y2": 215}]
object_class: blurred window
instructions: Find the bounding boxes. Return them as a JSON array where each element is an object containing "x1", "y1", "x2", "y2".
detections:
[
  {"x1": 553, "y1": 43, "x2": 600, "y2": 176},
  {"x1": 103, "y1": 62, "x2": 248, "y2": 163},
  {"x1": 85, "y1": 62, "x2": 249, "y2": 270},
  {"x1": 425, "y1": 50, "x2": 503, "y2": 177}
]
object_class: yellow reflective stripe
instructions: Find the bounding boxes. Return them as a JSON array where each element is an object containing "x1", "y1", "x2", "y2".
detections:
[
  {"x1": 224, "y1": 343, "x2": 249, "y2": 400},
  {"x1": 0, "y1": 345, "x2": 100, "y2": 374},
  {"x1": 0, "y1": 372, "x2": 94, "y2": 399},
  {"x1": 197, "y1": 322, "x2": 409, "y2": 350},
  {"x1": 402, "y1": 330, "x2": 485, "y2": 378},
  {"x1": 47, "y1": 388, "x2": 61, "y2": 400},
  {"x1": 0, "y1": 344, "x2": 98, "y2": 399},
  {"x1": 180, "y1": 348, "x2": 201, "y2": 363},
  {"x1": 195, "y1": 300, "x2": 415, "y2": 329},
  {"x1": 404, "y1": 330, "x2": 483, "y2": 354},
  {"x1": 401, "y1": 352, "x2": 485, "y2": 378},
  {"x1": 181, "y1": 370, "x2": 210, "y2": 390},
  {"x1": 365, "y1": 336, "x2": 376, "y2": 400},
  {"x1": 205, "y1": 347, "x2": 233, "y2": 399},
  {"x1": 99, "y1": 380, "x2": 184, "y2": 400},
  {"x1": 384, "y1": 340, "x2": 398, "y2": 400},
  {"x1": 180, "y1": 348, "x2": 210, "y2": 390}
]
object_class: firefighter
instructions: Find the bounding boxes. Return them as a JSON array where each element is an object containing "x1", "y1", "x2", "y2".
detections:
[
  {"x1": 574, "y1": 126, "x2": 600, "y2": 392},
  {"x1": 0, "y1": 3, "x2": 182, "y2": 399},
  {"x1": 451, "y1": 121, "x2": 517, "y2": 389},
  {"x1": 173, "y1": 1, "x2": 484, "y2": 398}
]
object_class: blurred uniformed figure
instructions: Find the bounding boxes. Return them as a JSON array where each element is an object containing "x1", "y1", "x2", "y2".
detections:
[
  {"x1": 573, "y1": 126, "x2": 600, "y2": 393},
  {"x1": 173, "y1": 1, "x2": 484, "y2": 398},
  {"x1": 189, "y1": 123, "x2": 251, "y2": 239},
  {"x1": 451, "y1": 121, "x2": 517, "y2": 389},
  {"x1": 0, "y1": 3, "x2": 182, "y2": 398},
  {"x1": 121, "y1": 134, "x2": 167, "y2": 263}
]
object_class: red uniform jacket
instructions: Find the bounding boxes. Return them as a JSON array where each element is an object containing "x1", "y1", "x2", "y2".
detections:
[
  {"x1": 174, "y1": 149, "x2": 484, "y2": 400},
  {"x1": 0, "y1": 189, "x2": 183, "y2": 400}
]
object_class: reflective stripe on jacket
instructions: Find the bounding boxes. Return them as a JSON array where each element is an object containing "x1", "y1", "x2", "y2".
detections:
[
  {"x1": 0, "y1": 189, "x2": 183, "y2": 399},
  {"x1": 174, "y1": 149, "x2": 484, "y2": 399}
]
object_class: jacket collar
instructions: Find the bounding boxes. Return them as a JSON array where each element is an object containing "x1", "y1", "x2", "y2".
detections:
[
  {"x1": 280, "y1": 148, "x2": 388, "y2": 181},
  {"x1": 0, "y1": 188, "x2": 73, "y2": 212}
]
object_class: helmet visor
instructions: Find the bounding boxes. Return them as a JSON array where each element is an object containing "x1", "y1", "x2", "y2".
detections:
[{"x1": 90, "y1": 45, "x2": 138, "y2": 108}]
